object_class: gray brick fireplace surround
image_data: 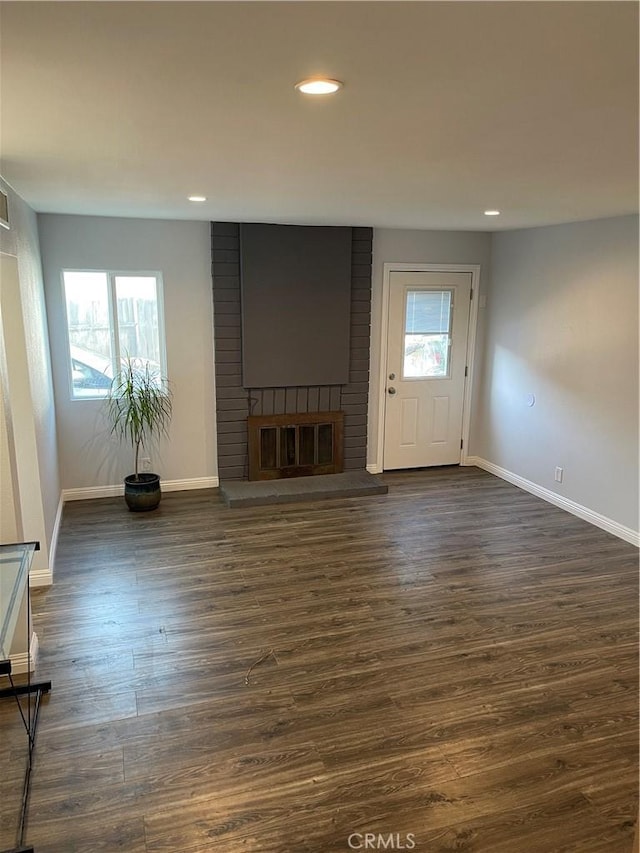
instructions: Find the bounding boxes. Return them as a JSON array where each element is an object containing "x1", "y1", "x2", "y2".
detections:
[{"x1": 211, "y1": 223, "x2": 373, "y2": 481}]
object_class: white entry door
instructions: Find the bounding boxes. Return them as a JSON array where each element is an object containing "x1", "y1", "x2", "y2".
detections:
[{"x1": 383, "y1": 270, "x2": 472, "y2": 469}]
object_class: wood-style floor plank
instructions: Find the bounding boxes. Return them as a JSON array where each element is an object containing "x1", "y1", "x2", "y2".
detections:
[{"x1": 0, "y1": 466, "x2": 637, "y2": 852}]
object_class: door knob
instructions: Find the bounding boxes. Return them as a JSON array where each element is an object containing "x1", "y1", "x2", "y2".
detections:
[{"x1": 388, "y1": 386, "x2": 396, "y2": 395}]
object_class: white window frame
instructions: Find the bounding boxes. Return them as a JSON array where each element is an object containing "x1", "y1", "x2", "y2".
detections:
[{"x1": 62, "y1": 268, "x2": 168, "y2": 401}]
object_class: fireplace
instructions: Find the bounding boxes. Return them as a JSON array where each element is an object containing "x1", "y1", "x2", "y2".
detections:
[
  {"x1": 211, "y1": 223, "x2": 373, "y2": 481},
  {"x1": 248, "y1": 411, "x2": 344, "y2": 481}
]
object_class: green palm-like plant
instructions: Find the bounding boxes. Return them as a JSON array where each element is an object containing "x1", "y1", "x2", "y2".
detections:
[{"x1": 107, "y1": 358, "x2": 172, "y2": 481}]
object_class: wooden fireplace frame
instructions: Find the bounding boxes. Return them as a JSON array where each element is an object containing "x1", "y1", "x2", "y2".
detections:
[{"x1": 247, "y1": 411, "x2": 344, "y2": 481}]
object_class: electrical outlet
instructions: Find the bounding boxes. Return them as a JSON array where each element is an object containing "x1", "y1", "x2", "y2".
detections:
[
  {"x1": 554, "y1": 467, "x2": 563, "y2": 483},
  {"x1": 141, "y1": 457, "x2": 152, "y2": 472}
]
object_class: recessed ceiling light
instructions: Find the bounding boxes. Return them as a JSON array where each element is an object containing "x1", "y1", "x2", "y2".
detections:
[
  {"x1": 188, "y1": 195, "x2": 206, "y2": 202},
  {"x1": 484, "y1": 210, "x2": 500, "y2": 216},
  {"x1": 295, "y1": 78, "x2": 343, "y2": 95}
]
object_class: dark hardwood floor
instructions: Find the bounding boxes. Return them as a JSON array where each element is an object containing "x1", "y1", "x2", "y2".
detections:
[{"x1": 1, "y1": 466, "x2": 638, "y2": 852}]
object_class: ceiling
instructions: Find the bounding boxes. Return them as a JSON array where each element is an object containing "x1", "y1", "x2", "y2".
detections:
[{"x1": 1, "y1": 1, "x2": 637, "y2": 231}]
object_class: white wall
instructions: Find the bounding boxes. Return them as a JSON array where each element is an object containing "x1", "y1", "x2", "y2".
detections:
[
  {"x1": 369, "y1": 228, "x2": 492, "y2": 469},
  {"x1": 473, "y1": 215, "x2": 638, "y2": 535},
  {"x1": 0, "y1": 343, "x2": 19, "y2": 543},
  {"x1": 38, "y1": 215, "x2": 217, "y2": 491},
  {"x1": 0, "y1": 180, "x2": 59, "y2": 581}
]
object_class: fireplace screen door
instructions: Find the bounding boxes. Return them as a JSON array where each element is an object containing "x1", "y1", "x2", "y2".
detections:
[{"x1": 248, "y1": 412, "x2": 344, "y2": 480}]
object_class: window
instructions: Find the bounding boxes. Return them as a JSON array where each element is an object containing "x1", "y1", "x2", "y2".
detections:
[
  {"x1": 62, "y1": 270, "x2": 166, "y2": 399},
  {"x1": 403, "y1": 289, "x2": 453, "y2": 378}
]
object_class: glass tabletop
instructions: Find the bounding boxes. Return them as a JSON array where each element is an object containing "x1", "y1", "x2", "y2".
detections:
[{"x1": 0, "y1": 541, "x2": 38, "y2": 661}]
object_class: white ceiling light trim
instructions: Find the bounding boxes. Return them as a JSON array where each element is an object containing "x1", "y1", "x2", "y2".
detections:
[
  {"x1": 188, "y1": 196, "x2": 207, "y2": 202},
  {"x1": 484, "y1": 210, "x2": 501, "y2": 216},
  {"x1": 295, "y1": 78, "x2": 343, "y2": 95}
]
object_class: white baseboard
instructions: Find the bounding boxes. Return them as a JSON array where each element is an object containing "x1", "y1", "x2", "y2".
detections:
[
  {"x1": 29, "y1": 494, "x2": 64, "y2": 589},
  {"x1": 63, "y1": 483, "x2": 123, "y2": 500},
  {"x1": 7, "y1": 631, "x2": 39, "y2": 676},
  {"x1": 162, "y1": 476, "x2": 219, "y2": 492},
  {"x1": 29, "y1": 566, "x2": 53, "y2": 588},
  {"x1": 467, "y1": 456, "x2": 640, "y2": 547},
  {"x1": 62, "y1": 476, "x2": 219, "y2": 502},
  {"x1": 49, "y1": 492, "x2": 64, "y2": 561},
  {"x1": 366, "y1": 463, "x2": 382, "y2": 474}
]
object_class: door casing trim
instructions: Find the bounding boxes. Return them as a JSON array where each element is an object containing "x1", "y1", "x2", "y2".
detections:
[{"x1": 375, "y1": 262, "x2": 481, "y2": 472}]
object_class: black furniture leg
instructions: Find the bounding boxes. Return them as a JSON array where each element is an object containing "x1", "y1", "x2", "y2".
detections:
[{"x1": 0, "y1": 674, "x2": 51, "y2": 853}]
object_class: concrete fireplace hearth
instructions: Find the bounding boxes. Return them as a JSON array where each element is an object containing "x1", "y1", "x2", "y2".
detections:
[{"x1": 219, "y1": 470, "x2": 388, "y2": 508}]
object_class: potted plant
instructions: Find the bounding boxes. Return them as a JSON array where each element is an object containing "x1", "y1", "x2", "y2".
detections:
[{"x1": 106, "y1": 357, "x2": 172, "y2": 512}]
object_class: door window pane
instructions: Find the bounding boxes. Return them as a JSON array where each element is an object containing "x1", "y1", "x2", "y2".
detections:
[{"x1": 403, "y1": 290, "x2": 452, "y2": 378}]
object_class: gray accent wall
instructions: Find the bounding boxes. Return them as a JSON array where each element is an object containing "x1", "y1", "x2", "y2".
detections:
[{"x1": 212, "y1": 223, "x2": 372, "y2": 480}]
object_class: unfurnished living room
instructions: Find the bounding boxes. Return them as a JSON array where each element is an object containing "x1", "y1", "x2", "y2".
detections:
[{"x1": 0, "y1": 2, "x2": 638, "y2": 852}]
